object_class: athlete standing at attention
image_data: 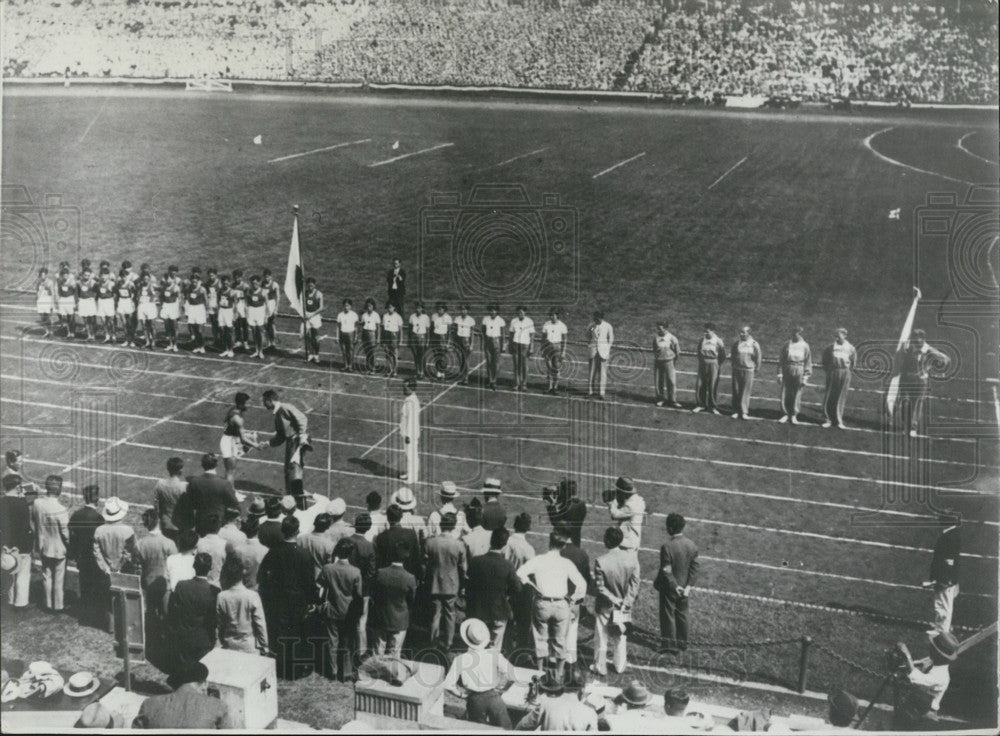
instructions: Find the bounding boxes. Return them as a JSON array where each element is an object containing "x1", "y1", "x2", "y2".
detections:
[
  {"x1": 246, "y1": 275, "x2": 268, "y2": 359},
  {"x1": 76, "y1": 267, "x2": 98, "y2": 342},
  {"x1": 55, "y1": 264, "x2": 77, "y2": 338},
  {"x1": 97, "y1": 270, "x2": 117, "y2": 342},
  {"x1": 115, "y1": 264, "x2": 137, "y2": 347},
  {"x1": 220, "y1": 392, "x2": 261, "y2": 482},
  {"x1": 136, "y1": 273, "x2": 159, "y2": 348},
  {"x1": 185, "y1": 273, "x2": 209, "y2": 354},
  {"x1": 232, "y1": 269, "x2": 249, "y2": 351},
  {"x1": 159, "y1": 270, "x2": 181, "y2": 352},
  {"x1": 303, "y1": 278, "x2": 324, "y2": 364},
  {"x1": 35, "y1": 267, "x2": 55, "y2": 337},
  {"x1": 262, "y1": 268, "x2": 280, "y2": 350},
  {"x1": 381, "y1": 301, "x2": 403, "y2": 376},
  {"x1": 206, "y1": 268, "x2": 221, "y2": 350},
  {"x1": 216, "y1": 274, "x2": 236, "y2": 358},
  {"x1": 360, "y1": 298, "x2": 382, "y2": 373}
]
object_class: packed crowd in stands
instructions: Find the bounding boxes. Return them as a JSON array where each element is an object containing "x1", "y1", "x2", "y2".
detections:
[{"x1": 3, "y1": 0, "x2": 996, "y2": 104}]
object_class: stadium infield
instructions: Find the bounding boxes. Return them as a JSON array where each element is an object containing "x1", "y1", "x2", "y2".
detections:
[{"x1": 1, "y1": 88, "x2": 998, "y2": 724}]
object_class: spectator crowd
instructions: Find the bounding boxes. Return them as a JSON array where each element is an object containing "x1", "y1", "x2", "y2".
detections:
[{"x1": 3, "y1": 0, "x2": 996, "y2": 104}]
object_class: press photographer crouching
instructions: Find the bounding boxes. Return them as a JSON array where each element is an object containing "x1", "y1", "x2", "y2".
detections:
[{"x1": 891, "y1": 631, "x2": 958, "y2": 730}]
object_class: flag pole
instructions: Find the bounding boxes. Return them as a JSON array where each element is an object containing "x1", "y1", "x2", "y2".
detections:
[{"x1": 293, "y1": 205, "x2": 309, "y2": 358}]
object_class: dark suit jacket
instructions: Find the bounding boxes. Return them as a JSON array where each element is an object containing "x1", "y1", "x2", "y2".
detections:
[
  {"x1": 424, "y1": 533, "x2": 467, "y2": 596},
  {"x1": 167, "y1": 576, "x2": 218, "y2": 659},
  {"x1": 465, "y1": 551, "x2": 522, "y2": 623},
  {"x1": 318, "y1": 560, "x2": 363, "y2": 621},
  {"x1": 481, "y1": 500, "x2": 508, "y2": 532},
  {"x1": 348, "y1": 533, "x2": 377, "y2": 596},
  {"x1": 930, "y1": 526, "x2": 961, "y2": 586},
  {"x1": 656, "y1": 534, "x2": 699, "y2": 599},
  {"x1": 0, "y1": 494, "x2": 33, "y2": 551},
  {"x1": 68, "y1": 505, "x2": 103, "y2": 563},
  {"x1": 386, "y1": 267, "x2": 406, "y2": 298},
  {"x1": 184, "y1": 472, "x2": 238, "y2": 528},
  {"x1": 374, "y1": 524, "x2": 423, "y2": 580},
  {"x1": 257, "y1": 518, "x2": 284, "y2": 549},
  {"x1": 257, "y1": 540, "x2": 318, "y2": 609},
  {"x1": 372, "y1": 563, "x2": 416, "y2": 633},
  {"x1": 133, "y1": 683, "x2": 231, "y2": 729},
  {"x1": 547, "y1": 497, "x2": 587, "y2": 546},
  {"x1": 561, "y1": 543, "x2": 592, "y2": 595}
]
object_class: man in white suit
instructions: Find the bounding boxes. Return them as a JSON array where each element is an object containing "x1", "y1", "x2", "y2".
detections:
[
  {"x1": 400, "y1": 379, "x2": 420, "y2": 484},
  {"x1": 587, "y1": 311, "x2": 614, "y2": 399}
]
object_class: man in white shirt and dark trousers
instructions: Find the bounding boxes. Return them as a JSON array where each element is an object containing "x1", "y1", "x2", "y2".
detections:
[
  {"x1": 481, "y1": 305, "x2": 505, "y2": 390},
  {"x1": 399, "y1": 379, "x2": 420, "y2": 484},
  {"x1": 335, "y1": 299, "x2": 359, "y2": 372},
  {"x1": 588, "y1": 311, "x2": 614, "y2": 399},
  {"x1": 653, "y1": 321, "x2": 681, "y2": 407},
  {"x1": 454, "y1": 304, "x2": 476, "y2": 385},
  {"x1": 517, "y1": 531, "x2": 587, "y2": 668},
  {"x1": 509, "y1": 306, "x2": 534, "y2": 391},
  {"x1": 408, "y1": 302, "x2": 431, "y2": 379},
  {"x1": 381, "y1": 302, "x2": 404, "y2": 377},
  {"x1": 541, "y1": 309, "x2": 568, "y2": 394}
]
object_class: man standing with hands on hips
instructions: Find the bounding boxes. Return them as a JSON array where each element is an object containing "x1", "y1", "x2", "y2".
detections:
[
  {"x1": 588, "y1": 311, "x2": 614, "y2": 399},
  {"x1": 399, "y1": 379, "x2": 421, "y2": 484}
]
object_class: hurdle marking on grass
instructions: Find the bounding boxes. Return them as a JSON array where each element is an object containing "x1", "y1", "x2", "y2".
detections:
[
  {"x1": 592, "y1": 151, "x2": 646, "y2": 179},
  {"x1": 863, "y1": 127, "x2": 973, "y2": 185},
  {"x1": 368, "y1": 142, "x2": 454, "y2": 168},
  {"x1": 268, "y1": 138, "x2": 371, "y2": 163},
  {"x1": 956, "y1": 131, "x2": 998, "y2": 166},
  {"x1": 707, "y1": 156, "x2": 748, "y2": 190}
]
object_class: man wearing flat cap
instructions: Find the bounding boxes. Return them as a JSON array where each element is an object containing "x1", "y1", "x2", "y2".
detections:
[
  {"x1": 481, "y1": 477, "x2": 507, "y2": 532},
  {"x1": 606, "y1": 476, "x2": 645, "y2": 545}
]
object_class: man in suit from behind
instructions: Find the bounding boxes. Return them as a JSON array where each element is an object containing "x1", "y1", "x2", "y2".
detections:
[
  {"x1": 167, "y1": 552, "x2": 219, "y2": 673},
  {"x1": 318, "y1": 538, "x2": 363, "y2": 681},
  {"x1": 132, "y1": 662, "x2": 231, "y2": 729},
  {"x1": 297, "y1": 512, "x2": 337, "y2": 579},
  {"x1": 656, "y1": 513, "x2": 699, "y2": 654},
  {"x1": 257, "y1": 497, "x2": 285, "y2": 549},
  {"x1": 592, "y1": 527, "x2": 641, "y2": 676},
  {"x1": 465, "y1": 528, "x2": 522, "y2": 651},
  {"x1": 424, "y1": 512, "x2": 467, "y2": 650},
  {"x1": 544, "y1": 478, "x2": 587, "y2": 547},
  {"x1": 348, "y1": 513, "x2": 377, "y2": 660},
  {"x1": 374, "y1": 504, "x2": 423, "y2": 581},
  {"x1": 31, "y1": 474, "x2": 70, "y2": 612},
  {"x1": 371, "y1": 541, "x2": 417, "y2": 659},
  {"x1": 184, "y1": 453, "x2": 238, "y2": 532}
]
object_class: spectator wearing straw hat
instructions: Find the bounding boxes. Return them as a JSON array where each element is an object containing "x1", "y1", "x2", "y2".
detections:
[
  {"x1": 133, "y1": 661, "x2": 232, "y2": 729},
  {"x1": 465, "y1": 527, "x2": 522, "y2": 651},
  {"x1": 372, "y1": 541, "x2": 417, "y2": 659},
  {"x1": 424, "y1": 512, "x2": 467, "y2": 650},
  {"x1": 606, "y1": 476, "x2": 645, "y2": 545},
  {"x1": 592, "y1": 527, "x2": 640, "y2": 677},
  {"x1": 374, "y1": 504, "x2": 423, "y2": 580},
  {"x1": 481, "y1": 477, "x2": 507, "y2": 532},
  {"x1": 426, "y1": 481, "x2": 468, "y2": 538},
  {"x1": 442, "y1": 618, "x2": 517, "y2": 728},
  {"x1": 655, "y1": 513, "x2": 699, "y2": 655},
  {"x1": 31, "y1": 475, "x2": 70, "y2": 612},
  {"x1": 93, "y1": 497, "x2": 137, "y2": 628},
  {"x1": 392, "y1": 486, "x2": 427, "y2": 543},
  {"x1": 318, "y1": 538, "x2": 363, "y2": 681},
  {"x1": 606, "y1": 680, "x2": 656, "y2": 730}
]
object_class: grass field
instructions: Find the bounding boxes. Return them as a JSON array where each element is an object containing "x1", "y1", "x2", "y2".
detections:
[{"x1": 2, "y1": 87, "x2": 998, "y2": 727}]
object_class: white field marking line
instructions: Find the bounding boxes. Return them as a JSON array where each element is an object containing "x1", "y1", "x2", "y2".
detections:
[
  {"x1": 3, "y1": 354, "x2": 990, "y2": 497},
  {"x1": 2, "y1": 310, "x2": 991, "y2": 408},
  {"x1": 592, "y1": 151, "x2": 646, "y2": 179},
  {"x1": 863, "y1": 127, "x2": 974, "y2": 185},
  {"x1": 706, "y1": 155, "x2": 748, "y2": 190},
  {"x1": 8, "y1": 367, "x2": 991, "y2": 474},
  {"x1": 15, "y1": 391, "x2": 994, "y2": 560},
  {"x1": 6, "y1": 397, "x2": 999, "y2": 536},
  {"x1": 77, "y1": 98, "x2": 109, "y2": 145},
  {"x1": 10, "y1": 427, "x2": 993, "y2": 600},
  {"x1": 267, "y1": 137, "x2": 371, "y2": 163},
  {"x1": 478, "y1": 147, "x2": 549, "y2": 171},
  {"x1": 360, "y1": 358, "x2": 486, "y2": 459},
  {"x1": 956, "y1": 131, "x2": 998, "y2": 166},
  {"x1": 368, "y1": 142, "x2": 454, "y2": 168},
  {"x1": 17, "y1": 462, "x2": 981, "y2": 634}
]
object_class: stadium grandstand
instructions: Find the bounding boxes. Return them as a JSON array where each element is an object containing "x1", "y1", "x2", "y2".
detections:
[{"x1": 3, "y1": 0, "x2": 997, "y2": 103}]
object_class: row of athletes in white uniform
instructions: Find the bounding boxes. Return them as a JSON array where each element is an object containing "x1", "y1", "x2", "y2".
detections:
[{"x1": 34, "y1": 260, "x2": 282, "y2": 357}]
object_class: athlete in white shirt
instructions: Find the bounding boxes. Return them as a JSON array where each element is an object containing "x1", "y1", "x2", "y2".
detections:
[
  {"x1": 481, "y1": 305, "x2": 506, "y2": 390},
  {"x1": 336, "y1": 299, "x2": 359, "y2": 372},
  {"x1": 587, "y1": 311, "x2": 614, "y2": 399},
  {"x1": 454, "y1": 305, "x2": 477, "y2": 385},
  {"x1": 430, "y1": 302, "x2": 454, "y2": 381},
  {"x1": 381, "y1": 302, "x2": 404, "y2": 377},
  {"x1": 541, "y1": 309, "x2": 568, "y2": 394},
  {"x1": 360, "y1": 298, "x2": 382, "y2": 374},
  {"x1": 409, "y1": 302, "x2": 431, "y2": 378},
  {"x1": 509, "y1": 306, "x2": 535, "y2": 391}
]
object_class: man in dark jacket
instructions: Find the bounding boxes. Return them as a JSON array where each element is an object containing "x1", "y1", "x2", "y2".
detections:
[
  {"x1": 0, "y1": 471, "x2": 34, "y2": 609},
  {"x1": 465, "y1": 528, "x2": 522, "y2": 651},
  {"x1": 371, "y1": 542, "x2": 417, "y2": 659},
  {"x1": 348, "y1": 513, "x2": 377, "y2": 658},
  {"x1": 68, "y1": 484, "x2": 104, "y2": 625},
  {"x1": 374, "y1": 504, "x2": 422, "y2": 581},
  {"x1": 544, "y1": 478, "x2": 587, "y2": 547},
  {"x1": 257, "y1": 496, "x2": 285, "y2": 549},
  {"x1": 318, "y1": 539, "x2": 363, "y2": 681},
  {"x1": 559, "y1": 533, "x2": 591, "y2": 668},
  {"x1": 167, "y1": 552, "x2": 219, "y2": 674},
  {"x1": 184, "y1": 453, "x2": 238, "y2": 531},
  {"x1": 133, "y1": 661, "x2": 232, "y2": 729},
  {"x1": 257, "y1": 515, "x2": 318, "y2": 678},
  {"x1": 655, "y1": 513, "x2": 699, "y2": 654},
  {"x1": 385, "y1": 258, "x2": 406, "y2": 313},
  {"x1": 480, "y1": 478, "x2": 507, "y2": 532},
  {"x1": 423, "y1": 512, "x2": 467, "y2": 650}
]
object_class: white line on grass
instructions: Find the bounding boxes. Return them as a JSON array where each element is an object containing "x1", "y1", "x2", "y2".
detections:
[
  {"x1": 592, "y1": 151, "x2": 646, "y2": 179},
  {"x1": 267, "y1": 138, "x2": 371, "y2": 163},
  {"x1": 479, "y1": 147, "x2": 549, "y2": 171},
  {"x1": 707, "y1": 156, "x2": 748, "y2": 190},
  {"x1": 368, "y1": 142, "x2": 454, "y2": 168},
  {"x1": 863, "y1": 127, "x2": 974, "y2": 185},
  {"x1": 77, "y1": 98, "x2": 109, "y2": 145},
  {"x1": 956, "y1": 131, "x2": 998, "y2": 166}
]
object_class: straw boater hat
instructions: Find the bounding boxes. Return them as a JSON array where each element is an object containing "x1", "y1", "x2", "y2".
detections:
[
  {"x1": 929, "y1": 631, "x2": 959, "y2": 662},
  {"x1": 101, "y1": 497, "x2": 128, "y2": 522},
  {"x1": 327, "y1": 498, "x2": 347, "y2": 517},
  {"x1": 459, "y1": 618, "x2": 489, "y2": 650},
  {"x1": 280, "y1": 495, "x2": 297, "y2": 512},
  {"x1": 247, "y1": 498, "x2": 267, "y2": 517},
  {"x1": 617, "y1": 680, "x2": 652, "y2": 707},
  {"x1": 1, "y1": 548, "x2": 19, "y2": 573},
  {"x1": 392, "y1": 487, "x2": 416, "y2": 511},
  {"x1": 63, "y1": 671, "x2": 101, "y2": 698},
  {"x1": 439, "y1": 481, "x2": 458, "y2": 500},
  {"x1": 537, "y1": 659, "x2": 564, "y2": 695},
  {"x1": 612, "y1": 476, "x2": 635, "y2": 495},
  {"x1": 482, "y1": 478, "x2": 502, "y2": 495}
]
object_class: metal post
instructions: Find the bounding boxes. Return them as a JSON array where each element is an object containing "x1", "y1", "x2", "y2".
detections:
[{"x1": 797, "y1": 636, "x2": 812, "y2": 693}]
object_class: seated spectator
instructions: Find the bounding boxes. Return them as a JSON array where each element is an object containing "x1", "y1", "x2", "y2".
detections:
[{"x1": 133, "y1": 661, "x2": 231, "y2": 729}]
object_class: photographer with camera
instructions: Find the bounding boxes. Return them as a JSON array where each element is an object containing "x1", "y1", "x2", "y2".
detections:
[
  {"x1": 890, "y1": 631, "x2": 958, "y2": 729},
  {"x1": 543, "y1": 478, "x2": 587, "y2": 547},
  {"x1": 604, "y1": 476, "x2": 645, "y2": 545}
]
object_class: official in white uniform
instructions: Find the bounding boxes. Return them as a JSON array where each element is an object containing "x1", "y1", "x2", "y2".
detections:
[
  {"x1": 587, "y1": 311, "x2": 614, "y2": 399},
  {"x1": 399, "y1": 380, "x2": 421, "y2": 484}
]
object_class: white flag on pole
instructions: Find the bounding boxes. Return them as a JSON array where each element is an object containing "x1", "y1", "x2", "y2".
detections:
[
  {"x1": 284, "y1": 214, "x2": 304, "y2": 316},
  {"x1": 885, "y1": 287, "x2": 921, "y2": 417}
]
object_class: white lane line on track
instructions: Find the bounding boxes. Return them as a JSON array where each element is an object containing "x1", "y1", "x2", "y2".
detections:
[
  {"x1": 863, "y1": 126, "x2": 974, "y2": 185},
  {"x1": 956, "y1": 131, "x2": 998, "y2": 166},
  {"x1": 5, "y1": 396, "x2": 999, "y2": 536},
  {"x1": 478, "y1": 147, "x2": 549, "y2": 171},
  {"x1": 592, "y1": 151, "x2": 646, "y2": 179},
  {"x1": 368, "y1": 142, "x2": 454, "y2": 168},
  {"x1": 77, "y1": 98, "x2": 109, "y2": 145},
  {"x1": 707, "y1": 156, "x2": 748, "y2": 190},
  {"x1": 7, "y1": 426, "x2": 994, "y2": 599},
  {"x1": 267, "y1": 138, "x2": 371, "y2": 163}
]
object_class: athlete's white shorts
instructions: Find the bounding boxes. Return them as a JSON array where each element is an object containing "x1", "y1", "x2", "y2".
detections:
[
  {"x1": 247, "y1": 305, "x2": 267, "y2": 328},
  {"x1": 97, "y1": 298, "x2": 116, "y2": 318},
  {"x1": 220, "y1": 434, "x2": 243, "y2": 460},
  {"x1": 160, "y1": 302, "x2": 180, "y2": 320},
  {"x1": 266, "y1": 299, "x2": 278, "y2": 318},
  {"x1": 305, "y1": 313, "x2": 323, "y2": 331},
  {"x1": 116, "y1": 299, "x2": 135, "y2": 316},
  {"x1": 138, "y1": 302, "x2": 158, "y2": 322},
  {"x1": 186, "y1": 304, "x2": 207, "y2": 326},
  {"x1": 57, "y1": 297, "x2": 76, "y2": 316},
  {"x1": 37, "y1": 296, "x2": 55, "y2": 315},
  {"x1": 77, "y1": 299, "x2": 97, "y2": 318},
  {"x1": 235, "y1": 302, "x2": 247, "y2": 319},
  {"x1": 218, "y1": 308, "x2": 234, "y2": 328}
]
